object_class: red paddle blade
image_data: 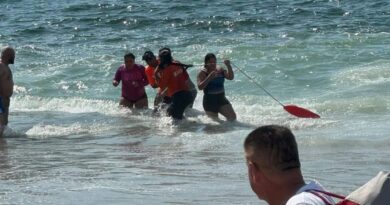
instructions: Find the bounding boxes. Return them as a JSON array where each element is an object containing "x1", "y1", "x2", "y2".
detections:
[{"x1": 283, "y1": 105, "x2": 320, "y2": 118}]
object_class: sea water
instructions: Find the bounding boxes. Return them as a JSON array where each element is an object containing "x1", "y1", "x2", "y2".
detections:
[{"x1": 0, "y1": 1, "x2": 389, "y2": 204}]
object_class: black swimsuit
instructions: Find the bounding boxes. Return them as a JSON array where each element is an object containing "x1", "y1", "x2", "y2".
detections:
[{"x1": 202, "y1": 70, "x2": 231, "y2": 113}]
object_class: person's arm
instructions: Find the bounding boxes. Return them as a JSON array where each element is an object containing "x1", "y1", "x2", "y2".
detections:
[
  {"x1": 223, "y1": 59, "x2": 234, "y2": 80},
  {"x1": 112, "y1": 67, "x2": 121, "y2": 87},
  {"x1": 0, "y1": 65, "x2": 13, "y2": 98},
  {"x1": 154, "y1": 68, "x2": 168, "y2": 92},
  {"x1": 149, "y1": 77, "x2": 158, "y2": 88},
  {"x1": 197, "y1": 70, "x2": 216, "y2": 90},
  {"x1": 145, "y1": 67, "x2": 158, "y2": 88},
  {"x1": 139, "y1": 65, "x2": 149, "y2": 87},
  {"x1": 149, "y1": 81, "x2": 158, "y2": 88}
]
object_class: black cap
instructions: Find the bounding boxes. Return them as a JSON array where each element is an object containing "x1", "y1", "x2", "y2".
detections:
[
  {"x1": 142, "y1": 51, "x2": 155, "y2": 61},
  {"x1": 159, "y1": 47, "x2": 171, "y2": 55}
]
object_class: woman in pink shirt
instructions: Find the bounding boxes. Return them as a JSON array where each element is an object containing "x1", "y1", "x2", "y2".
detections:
[{"x1": 113, "y1": 53, "x2": 148, "y2": 109}]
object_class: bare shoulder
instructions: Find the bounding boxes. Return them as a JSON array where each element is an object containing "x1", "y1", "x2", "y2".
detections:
[
  {"x1": 0, "y1": 63, "x2": 6, "y2": 75},
  {"x1": 197, "y1": 68, "x2": 207, "y2": 77},
  {"x1": 0, "y1": 63, "x2": 11, "y2": 78}
]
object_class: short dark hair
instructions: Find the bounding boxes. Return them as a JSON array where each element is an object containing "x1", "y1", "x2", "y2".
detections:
[
  {"x1": 124, "y1": 52, "x2": 135, "y2": 60},
  {"x1": 244, "y1": 125, "x2": 301, "y2": 171},
  {"x1": 142, "y1": 51, "x2": 155, "y2": 61},
  {"x1": 204, "y1": 53, "x2": 216, "y2": 65}
]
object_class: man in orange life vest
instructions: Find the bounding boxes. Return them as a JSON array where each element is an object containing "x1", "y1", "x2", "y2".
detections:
[{"x1": 154, "y1": 48, "x2": 193, "y2": 120}]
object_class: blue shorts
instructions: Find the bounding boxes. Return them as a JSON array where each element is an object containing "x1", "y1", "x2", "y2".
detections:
[{"x1": 0, "y1": 97, "x2": 4, "y2": 114}]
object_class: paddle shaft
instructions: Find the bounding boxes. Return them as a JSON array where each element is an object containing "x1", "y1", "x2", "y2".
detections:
[{"x1": 231, "y1": 62, "x2": 285, "y2": 107}]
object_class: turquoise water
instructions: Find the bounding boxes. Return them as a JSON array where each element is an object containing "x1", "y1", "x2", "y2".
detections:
[{"x1": 1, "y1": 1, "x2": 389, "y2": 204}]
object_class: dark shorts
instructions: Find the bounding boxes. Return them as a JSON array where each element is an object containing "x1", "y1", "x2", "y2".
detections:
[
  {"x1": 167, "y1": 90, "x2": 193, "y2": 120},
  {"x1": 124, "y1": 92, "x2": 147, "y2": 104},
  {"x1": 0, "y1": 97, "x2": 4, "y2": 114},
  {"x1": 203, "y1": 92, "x2": 230, "y2": 113},
  {"x1": 188, "y1": 88, "x2": 197, "y2": 108}
]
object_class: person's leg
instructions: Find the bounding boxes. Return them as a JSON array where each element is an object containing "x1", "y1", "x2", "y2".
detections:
[
  {"x1": 168, "y1": 91, "x2": 192, "y2": 120},
  {"x1": 154, "y1": 95, "x2": 171, "y2": 115},
  {"x1": 135, "y1": 95, "x2": 148, "y2": 109},
  {"x1": 119, "y1": 97, "x2": 134, "y2": 109},
  {"x1": 205, "y1": 111, "x2": 219, "y2": 119},
  {"x1": 0, "y1": 114, "x2": 5, "y2": 137},
  {"x1": 188, "y1": 80, "x2": 197, "y2": 106},
  {"x1": 219, "y1": 103, "x2": 236, "y2": 121},
  {"x1": 187, "y1": 88, "x2": 197, "y2": 108},
  {"x1": 163, "y1": 96, "x2": 172, "y2": 104},
  {"x1": 203, "y1": 94, "x2": 221, "y2": 120},
  {"x1": 0, "y1": 98, "x2": 8, "y2": 137},
  {"x1": 154, "y1": 93, "x2": 163, "y2": 107},
  {"x1": 1, "y1": 98, "x2": 9, "y2": 125}
]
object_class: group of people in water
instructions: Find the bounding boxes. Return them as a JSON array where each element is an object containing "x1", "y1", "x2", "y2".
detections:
[
  {"x1": 3, "y1": 46, "x2": 383, "y2": 205},
  {"x1": 112, "y1": 48, "x2": 340, "y2": 204},
  {"x1": 112, "y1": 47, "x2": 236, "y2": 121},
  {"x1": 0, "y1": 45, "x2": 239, "y2": 136}
]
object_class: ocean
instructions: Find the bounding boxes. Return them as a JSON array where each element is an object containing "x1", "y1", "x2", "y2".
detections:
[{"x1": 0, "y1": 0, "x2": 389, "y2": 204}]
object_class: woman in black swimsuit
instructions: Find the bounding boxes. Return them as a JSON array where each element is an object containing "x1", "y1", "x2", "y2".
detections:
[{"x1": 197, "y1": 53, "x2": 236, "y2": 121}]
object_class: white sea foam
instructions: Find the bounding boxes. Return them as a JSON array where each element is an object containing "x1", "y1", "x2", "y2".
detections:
[
  {"x1": 331, "y1": 60, "x2": 390, "y2": 87},
  {"x1": 9, "y1": 92, "x2": 334, "y2": 136},
  {"x1": 11, "y1": 95, "x2": 121, "y2": 115},
  {"x1": 25, "y1": 123, "x2": 88, "y2": 138}
]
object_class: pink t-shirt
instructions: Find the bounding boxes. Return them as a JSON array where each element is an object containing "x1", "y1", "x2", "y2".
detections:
[{"x1": 114, "y1": 64, "x2": 148, "y2": 101}]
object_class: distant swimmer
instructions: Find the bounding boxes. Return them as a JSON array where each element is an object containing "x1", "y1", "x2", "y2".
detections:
[
  {"x1": 142, "y1": 51, "x2": 172, "y2": 110},
  {"x1": 0, "y1": 46, "x2": 15, "y2": 137},
  {"x1": 113, "y1": 52, "x2": 149, "y2": 109},
  {"x1": 154, "y1": 48, "x2": 193, "y2": 120},
  {"x1": 197, "y1": 53, "x2": 236, "y2": 121}
]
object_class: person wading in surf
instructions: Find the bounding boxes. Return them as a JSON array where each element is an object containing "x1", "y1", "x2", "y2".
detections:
[
  {"x1": 113, "y1": 52, "x2": 149, "y2": 109},
  {"x1": 142, "y1": 51, "x2": 172, "y2": 112},
  {"x1": 197, "y1": 53, "x2": 236, "y2": 121},
  {"x1": 154, "y1": 48, "x2": 193, "y2": 120},
  {"x1": 0, "y1": 46, "x2": 15, "y2": 137}
]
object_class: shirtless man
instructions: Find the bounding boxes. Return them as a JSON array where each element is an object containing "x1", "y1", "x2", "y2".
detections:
[{"x1": 0, "y1": 47, "x2": 15, "y2": 137}]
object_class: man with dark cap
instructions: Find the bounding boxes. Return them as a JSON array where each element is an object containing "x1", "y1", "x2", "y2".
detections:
[
  {"x1": 142, "y1": 51, "x2": 171, "y2": 111},
  {"x1": 154, "y1": 48, "x2": 193, "y2": 120}
]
